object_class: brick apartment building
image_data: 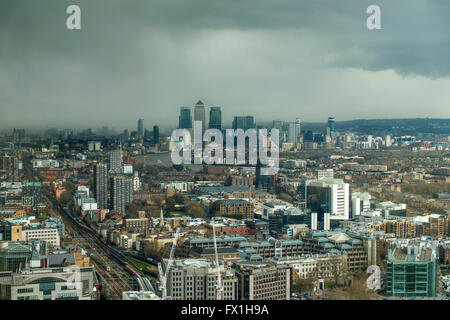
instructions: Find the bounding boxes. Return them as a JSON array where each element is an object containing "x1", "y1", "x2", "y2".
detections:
[
  {"x1": 211, "y1": 199, "x2": 254, "y2": 219},
  {"x1": 123, "y1": 218, "x2": 150, "y2": 233}
]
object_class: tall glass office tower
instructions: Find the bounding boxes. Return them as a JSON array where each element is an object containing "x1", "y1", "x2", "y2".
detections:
[
  {"x1": 209, "y1": 107, "x2": 222, "y2": 130},
  {"x1": 179, "y1": 107, "x2": 192, "y2": 129},
  {"x1": 232, "y1": 116, "x2": 255, "y2": 131},
  {"x1": 194, "y1": 100, "x2": 206, "y2": 131}
]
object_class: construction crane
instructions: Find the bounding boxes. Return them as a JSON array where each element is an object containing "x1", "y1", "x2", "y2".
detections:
[
  {"x1": 212, "y1": 223, "x2": 223, "y2": 300},
  {"x1": 158, "y1": 227, "x2": 180, "y2": 300}
]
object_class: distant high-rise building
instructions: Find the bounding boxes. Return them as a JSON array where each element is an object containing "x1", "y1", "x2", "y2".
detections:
[
  {"x1": 144, "y1": 129, "x2": 151, "y2": 140},
  {"x1": 122, "y1": 129, "x2": 129, "y2": 144},
  {"x1": 137, "y1": 119, "x2": 144, "y2": 140},
  {"x1": 88, "y1": 141, "x2": 101, "y2": 152},
  {"x1": 232, "y1": 116, "x2": 255, "y2": 131},
  {"x1": 1, "y1": 156, "x2": 20, "y2": 182},
  {"x1": 153, "y1": 125, "x2": 160, "y2": 144},
  {"x1": 328, "y1": 117, "x2": 335, "y2": 134},
  {"x1": 179, "y1": 107, "x2": 192, "y2": 129},
  {"x1": 295, "y1": 118, "x2": 301, "y2": 143},
  {"x1": 124, "y1": 177, "x2": 133, "y2": 205},
  {"x1": 288, "y1": 122, "x2": 296, "y2": 143},
  {"x1": 193, "y1": 100, "x2": 206, "y2": 131},
  {"x1": 272, "y1": 120, "x2": 286, "y2": 142},
  {"x1": 12, "y1": 128, "x2": 25, "y2": 141},
  {"x1": 110, "y1": 176, "x2": 125, "y2": 214},
  {"x1": 94, "y1": 163, "x2": 108, "y2": 209},
  {"x1": 109, "y1": 149, "x2": 122, "y2": 174},
  {"x1": 306, "y1": 178, "x2": 350, "y2": 220},
  {"x1": 385, "y1": 135, "x2": 392, "y2": 147},
  {"x1": 209, "y1": 106, "x2": 222, "y2": 130},
  {"x1": 272, "y1": 120, "x2": 282, "y2": 130},
  {"x1": 110, "y1": 175, "x2": 133, "y2": 215},
  {"x1": 351, "y1": 192, "x2": 371, "y2": 217},
  {"x1": 304, "y1": 130, "x2": 313, "y2": 142}
]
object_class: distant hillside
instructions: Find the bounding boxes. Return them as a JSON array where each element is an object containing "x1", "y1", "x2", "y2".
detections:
[
  {"x1": 257, "y1": 118, "x2": 450, "y2": 135},
  {"x1": 335, "y1": 118, "x2": 450, "y2": 135}
]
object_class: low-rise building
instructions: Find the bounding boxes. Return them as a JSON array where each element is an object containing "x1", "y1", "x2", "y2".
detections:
[
  {"x1": 375, "y1": 201, "x2": 407, "y2": 218},
  {"x1": 119, "y1": 235, "x2": 133, "y2": 249},
  {"x1": 0, "y1": 241, "x2": 95, "y2": 300},
  {"x1": 0, "y1": 265, "x2": 95, "y2": 300},
  {"x1": 270, "y1": 253, "x2": 347, "y2": 281},
  {"x1": 190, "y1": 246, "x2": 240, "y2": 262},
  {"x1": 301, "y1": 231, "x2": 375, "y2": 273},
  {"x1": 181, "y1": 235, "x2": 247, "y2": 258},
  {"x1": 211, "y1": 199, "x2": 254, "y2": 219},
  {"x1": 123, "y1": 218, "x2": 150, "y2": 233},
  {"x1": 164, "y1": 258, "x2": 238, "y2": 300},
  {"x1": 232, "y1": 261, "x2": 290, "y2": 300},
  {"x1": 368, "y1": 219, "x2": 417, "y2": 238},
  {"x1": 22, "y1": 228, "x2": 60, "y2": 247}
]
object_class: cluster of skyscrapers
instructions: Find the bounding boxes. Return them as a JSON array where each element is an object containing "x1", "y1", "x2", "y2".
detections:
[
  {"x1": 178, "y1": 100, "x2": 261, "y2": 133},
  {"x1": 94, "y1": 149, "x2": 133, "y2": 215},
  {"x1": 120, "y1": 118, "x2": 160, "y2": 146},
  {"x1": 273, "y1": 118, "x2": 302, "y2": 144},
  {"x1": 176, "y1": 102, "x2": 336, "y2": 144},
  {"x1": 179, "y1": 100, "x2": 223, "y2": 131}
]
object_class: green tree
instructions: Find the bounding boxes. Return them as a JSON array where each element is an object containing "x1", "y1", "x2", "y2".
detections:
[
  {"x1": 144, "y1": 165, "x2": 159, "y2": 177},
  {"x1": 62, "y1": 181, "x2": 75, "y2": 194},
  {"x1": 185, "y1": 200, "x2": 206, "y2": 218},
  {"x1": 173, "y1": 193, "x2": 188, "y2": 204},
  {"x1": 59, "y1": 191, "x2": 72, "y2": 206},
  {"x1": 292, "y1": 278, "x2": 315, "y2": 295},
  {"x1": 152, "y1": 195, "x2": 163, "y2": 208},
  {"x1": 165, "y1": 197, "x2": 176, "y2": 211},
  {"x1": 125, "y1": 202, "x2": 140, "y2": 219},
  {"x1": 143, "y1": 241, "x2": 168, "y2": 260},
  {"x1": 83, "y1": 213, "x2": 92, "y2": 225}
]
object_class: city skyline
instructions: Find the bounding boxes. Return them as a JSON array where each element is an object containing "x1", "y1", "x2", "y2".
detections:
[
  {"x1": 1, "y1": 1, "x2": 450, "y2": 130},
  {"x1": 2, "y1": 114, "x2": 450, "y2": 135},
  {"x1": 1, "y1": 0, "x2": 450, "y2": 306}
]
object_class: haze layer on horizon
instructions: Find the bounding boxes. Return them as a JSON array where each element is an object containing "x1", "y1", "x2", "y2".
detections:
[{"x1": 1, "y1": 0, "x2": 450, "y2": 131}]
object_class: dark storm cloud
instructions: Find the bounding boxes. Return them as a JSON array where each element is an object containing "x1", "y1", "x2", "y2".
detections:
[{"x1": 0, "y1": 0, "x2": 449, "y2": 130}]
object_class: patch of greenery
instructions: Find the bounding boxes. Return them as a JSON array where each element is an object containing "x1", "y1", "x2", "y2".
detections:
[
  {"x1": 169, "y1": 211, "x2": 184, "y2": 216},
  {"x1": 129, "y1": 258, "x2": 152, "y2": 271}
]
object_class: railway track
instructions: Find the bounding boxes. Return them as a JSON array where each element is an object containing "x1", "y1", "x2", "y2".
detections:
[
  {"x1": 24, "y1": 158, "x2": 152, "y2": 299},
  {"x1": 44, "y1": 192, "x2": 135, "y2": 299}
]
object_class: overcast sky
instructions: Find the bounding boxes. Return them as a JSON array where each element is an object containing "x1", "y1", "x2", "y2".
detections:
[{"x1": 1, "y1": 0, "x2": 449, "y2": 131}]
